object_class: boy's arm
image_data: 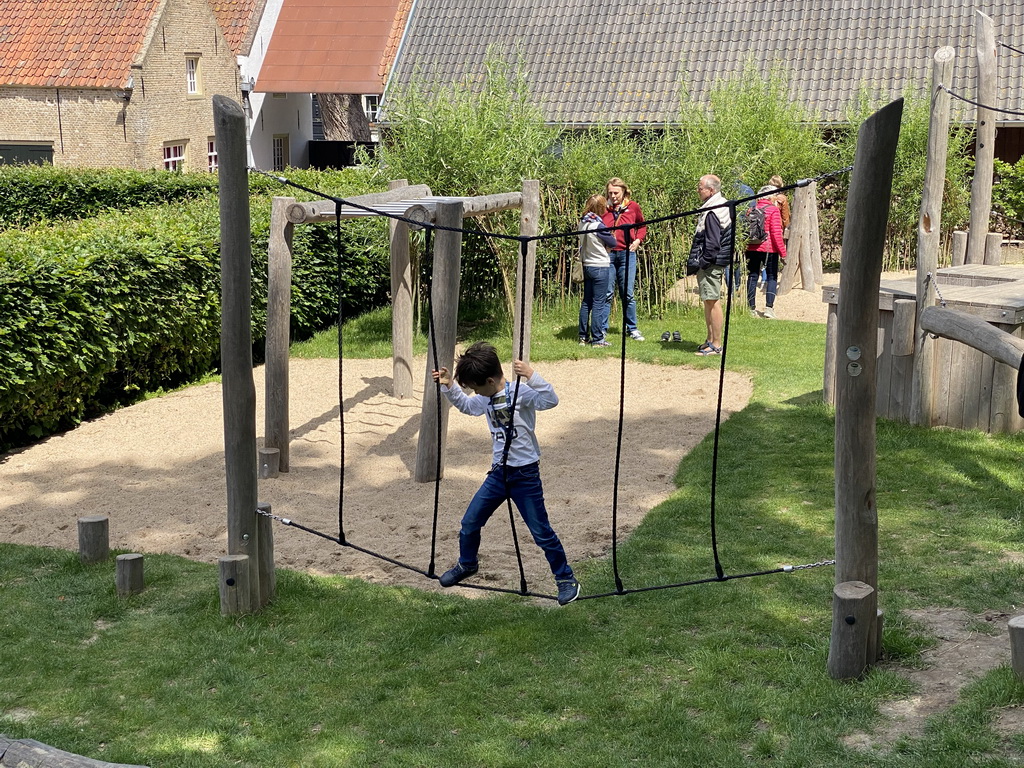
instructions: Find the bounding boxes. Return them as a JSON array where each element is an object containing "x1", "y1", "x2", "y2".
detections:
[
  {"x1": 514, "y1": 360, "x2": 559, "y2": 410},
  {"x1": 433, "y1": 368, "x2": 486, "y2": 415}
]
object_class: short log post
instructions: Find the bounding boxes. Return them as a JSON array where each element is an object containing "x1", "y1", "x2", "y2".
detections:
[
  {"x1": 218, "y1": 554, "x2": 251, "y2": 615},
  {"x1": 951, "y1": 230, "x2": 968, "y2": 266},
  {"x1": 911, "y1": 47, "x2": 955, "y2": 428},
  {"x1": 214, "y1": 95, "x2": 262, "y2": 612},
  {"x1": 256, "y1": 502, "x2": 276, "y2": 607},
  {"x1": 265, "y1": 196, "x2": 295, "y2": 472},
  {"x1": 1010, "y1": 615, "x2": 1024, "y2": 680},
  {"x1": 984, "y1": 232, "x2": 1003, "y2": 266},
  {"x1": 389, "y1": 178, "x2": 415, "y2": 398},
  {"x1": 0, "y1": 737, "x2": 149, "y2": 767},
  {"x1": 830, "y1": 99, "x2": 903, "y2": 680},
  {"x1": 808, "y1": 181, "x2": 824, "y2": 286},
  {"x1": 512, "y1": 180, "x2": 540, "y2": 363},
  {"x1": 78, "y1": 515, "x2": 109, "y2": 564},
  {"x1": 115, "y1": 554, "x2": 144, "y2": 597},
  {"x1": 828, "y1": 581, "x2": 877, "y2": 679},
  {"x1": 258, "y1": 447, "x2": 280, "y2": 479},
  {"x1": 414, "y1": 200, "x2": 463, "y2": 482},
  {"x1": 823, "y1": 298, "x2": 839, "y2": 405},
  {"x1": 965, "y1": 11, "x2": 998, "y2": 265}
]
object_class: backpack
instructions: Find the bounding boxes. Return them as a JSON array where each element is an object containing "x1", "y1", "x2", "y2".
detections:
[{"x1": 742, "y1": 204, "x2": 767, "y2": 246}]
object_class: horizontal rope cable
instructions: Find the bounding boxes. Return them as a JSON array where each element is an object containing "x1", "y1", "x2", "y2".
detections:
[
  {"x1": 999, "y1": 41, "x2": 1024, "y2": 56},
  {"x1": 940, "y1": 84, "x2": 1024, "y2": 117}
]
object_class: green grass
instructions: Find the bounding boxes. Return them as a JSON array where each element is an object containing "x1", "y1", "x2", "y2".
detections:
[{"x1": 3, "y1": 302, "x2": 1024, "y2": 767}]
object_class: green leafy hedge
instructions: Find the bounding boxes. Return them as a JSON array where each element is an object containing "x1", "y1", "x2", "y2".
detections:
[{"x1": 0, "y1": 167, "x2": 392, "y2": 451}]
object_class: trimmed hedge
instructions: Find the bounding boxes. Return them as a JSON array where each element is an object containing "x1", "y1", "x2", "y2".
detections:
[{"x1": 0, "y1": 167, "x2": 393, "y2": 451}]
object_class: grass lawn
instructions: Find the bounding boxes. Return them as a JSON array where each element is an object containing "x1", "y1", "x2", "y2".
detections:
[{"x1": 2, "y1": 300, "x2": 1024, "y2": 767}]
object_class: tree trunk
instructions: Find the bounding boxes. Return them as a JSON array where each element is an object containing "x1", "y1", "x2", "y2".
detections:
[{"x1": 317, "y1": 93, "x2": 372, "y2": 141}]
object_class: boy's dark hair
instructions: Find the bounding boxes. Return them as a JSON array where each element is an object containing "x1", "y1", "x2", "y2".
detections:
[{"x1": 454, "y1": 342, "x2": 502, "y2": 388}]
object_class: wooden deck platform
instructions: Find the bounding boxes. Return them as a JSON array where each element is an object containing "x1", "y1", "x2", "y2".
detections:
[{"x1": 822, "y1": 264, "x2": 1024, "y2": 433}]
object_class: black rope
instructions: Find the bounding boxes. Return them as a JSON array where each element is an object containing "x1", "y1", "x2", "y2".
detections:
[
  {"x1": 335, "y1": 199, "x2": 347, "y2": 546},
  {"x1": 992, "y1": 210, "x2": 1024, "y2": 228},
  {"x1": 609, "y1": 226, "x2": 634, "y2": 594},
  {"x1": 999, "y1": 41, "x2": 1024, "y2": 56},
  {"x1": 424, "y1": 226, "x2": 442, "y2": 578},
  {"x1": 940, "y1": 84, "x2": 1024, "y2": 117}
]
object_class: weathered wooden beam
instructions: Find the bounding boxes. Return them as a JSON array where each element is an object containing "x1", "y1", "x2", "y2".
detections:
[
  {"x1": 1010, "y1": 615, "x2": 1024, "y2": 680},
  {"x1": 966, "y1": 11, "x2": 997, "y2": 264},
  {"x1": 214, "y1": 95, "x2": 261, "y2": 612},
  {"x1": 286, "y1": 185, "x2": 431, "y2": 224},
  {"x1": 461, "y1": 191, "x2": 523, "y2": 218},
  {"x1": 919, "y1": 305, "x2": 1024, "y2": 368},
  {"x1": 265, "y1": 196, "x2": 294, "y2": 471},
  {"x1": 911, "y1": 46, "x2": 955, "y2": 428},
  {"x1": 512, "y1": 181, "x2": 539, "y2": 363},
  {"x1": 389, "y1": 179, "x2": 415, "y2": 398},
  {"x1": 0, "y1": 737, "x2": 148, "y2": 767}
]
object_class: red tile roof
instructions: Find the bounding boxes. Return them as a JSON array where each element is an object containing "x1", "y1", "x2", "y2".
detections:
[
  {"x1": 0, "y1": 0, "x2": 163, "y2": 88},
  {"x1": 209, "y1": 0, "x2": 261, "y2": 55},
  {"x1": 256, "y1": 0, "x2": 403, "y2": 93}
]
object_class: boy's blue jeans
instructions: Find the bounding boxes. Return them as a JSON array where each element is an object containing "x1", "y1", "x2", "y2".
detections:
[{"x1": 458, "y1": 462, "x2": 573, "y2": 580}]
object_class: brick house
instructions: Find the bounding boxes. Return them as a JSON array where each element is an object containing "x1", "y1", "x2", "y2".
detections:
[{"x1": 0, "y1": 0, "x2": 243, "y2": 170}]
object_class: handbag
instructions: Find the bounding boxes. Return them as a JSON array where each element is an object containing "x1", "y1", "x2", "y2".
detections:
[{"x1": 571, "y1": 258, "x2": 584, "y2": 284}]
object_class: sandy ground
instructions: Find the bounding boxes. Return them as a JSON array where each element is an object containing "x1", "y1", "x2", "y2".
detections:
[{"x1": 0, "y1": 279, "x2": 841, "y2": 595}]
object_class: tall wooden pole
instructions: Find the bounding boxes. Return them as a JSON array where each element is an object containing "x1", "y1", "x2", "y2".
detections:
[
  {"x1": 911, "y1": 47, "x2": 955, "y2": 428},
  {"x1": 414, "y1": 201, "x2": 463, "y2": 483},
  {"x1": 966, "y1": 11, "x2": 997, "y2": 265},
  {"x1": 389, "y1": 178, "x2": 415, "y2": 398},
  {"x1": 214, "y1": 95, "x2": 261, "y2": 613},
  {"x1": 829, "y1": 99, "x2": 903, "y2": 679},
  {"x1": 512, "y1": 180, "x2": 540, "y2": 364},
  {"x1": 265, "y1": 196, "x2": 295, "y2": 470}
]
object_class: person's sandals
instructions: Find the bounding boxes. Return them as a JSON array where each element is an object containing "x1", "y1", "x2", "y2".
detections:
[
  {"x1": 661, "y1": 331, "x2": 671, "y2": 342},
  {"x1": 672, "y1": 331, "x2": 682, "y2": 343},
  {"x1": 694, "y1": 344, "x2": 722, "y2": 356},
  {"x1": 697, "y1": 339, "x2": 711, "y2": 351}
]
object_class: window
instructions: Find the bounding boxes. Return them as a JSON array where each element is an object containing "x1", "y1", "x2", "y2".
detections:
[
  {"x1": 207, "y1": 138, "x2": 218, "y2": 172},
  {"x1": 185, "y1": 56, "x2": 201, "y2": 95},
  {"x1": 272, "y1": 135, "x2": 289, "y2": 171},
  {"x1": 163, "y1": 142, "x2": 186, "y2": 171},
  {"x1": 361, "y1": 94, "x2": 380, "y2": 122}
]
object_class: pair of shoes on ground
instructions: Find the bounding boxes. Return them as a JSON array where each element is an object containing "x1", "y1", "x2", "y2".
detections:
[
  {"x1": 629, "y1": 330, "x2": 645, "y2": 341},
  {"x1": 660, "y1": 331, "x2": 683, "y2": 343},
  {"x1": 439, "y1": 562, "x2": 581, "y2": 606},
  {"x1": 694, "y1": 342, "x2": 723, "y2": 356},
  {"x1": 749, "y1": 306, "x2": 777, "y2": 319}
]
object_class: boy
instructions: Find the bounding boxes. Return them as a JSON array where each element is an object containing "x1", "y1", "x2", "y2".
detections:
[{"x1": 432, "y1": 342, "x2": 580, "y2": 605}]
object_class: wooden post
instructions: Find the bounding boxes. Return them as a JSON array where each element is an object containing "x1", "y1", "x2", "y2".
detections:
[
  {"x1": 256, "y1": 502, "x2": 276, "y2": 607},
  {"x1": 512, "y1": 180, "x2": 540, "y2": 363},
  {"x1": 808, "y1": 181, "x2": 823, "y2": 286},
  {"x1": 891, "y1": 299, "x2": 916, "y2": 357},
  {"x1": 984, "y1": 232, "x2": 1003, "y2": 266},
  {"x1": 214, "y1": 95, "x2": 261, "y2": 612},
  {"x1": 966, "y1": 11, "x2": 998, "y2": 265},
  {"x1": 0, "y1": 738, "x2": 149, "y2": 767},
  {"x1": 830, "y1": 98, "x2": 903, "y2": 679},
  {"x1": 824, "y1": 299, "x2": 839, "y2": 405},
  {"x1": 951, "y1": 230, "x2": 968, "y2": 266},
  {"x1": 258, "y1": 447, "x2": 280, "y2": 479},
  {"x1": 827, "y1": 581, "x2": 876, "y2": 679},
  {"x1": 911, "y1": 47, "x2": 955, "y2": 428},
  {"x1": 265, "y1": 196, "x2": 294, "y2": 472},
  {"x1": 414, "y1": 200, "x2": 463, "y2": 483},
  {"x1": 390, "y1": 178, "x2": 415, "y2": 398},
  {"x1": 115, "y1": 554, "x2": 144, "y2": 597},
  {"x1": 1010, "y1": 615, "x2": 1024, "y2": 680},
  {"x1": 779, "y1": 186, "x2": 807, "y2": 295},
  {"x1": 797, "y1": 187, "x2": 816, "y2": 293},
  {"x1": 77, "y1": 515, "x2": 109, "y2": 564},
  {"x1": 218, "y1": 554, "x2": 251, "y2": 615}
]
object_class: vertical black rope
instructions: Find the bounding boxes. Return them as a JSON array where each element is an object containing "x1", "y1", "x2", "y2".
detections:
[
  {"x1": 609, "y1": 229, "x2": 632, "y2": 593},
  {"x1": 335, "y1": 200, "x2": 347, "y2": 545},
  {"x1": 500, "y1": 237, "x2": 532, "y2": 595},
  {"x1": 424, "y1": 226, "x2": 442, "y2": 578},
  {"x1": 707, "y1": 203, "x2": 739, "y2": 581}
]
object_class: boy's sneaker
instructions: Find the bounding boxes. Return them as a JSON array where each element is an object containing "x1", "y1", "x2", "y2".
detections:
[
  {"x1": 629, "y1": 330, "x2": 645, "y2": 341},
  {"x1": 439, "y1": 561, "x2": 478, "y2": 587},
  {"x1": 556, "y1": 577, "x2": 581, "y2": 605},
  {"x1": 762, "y1": 307, "x2": 777, "y2": 319}
]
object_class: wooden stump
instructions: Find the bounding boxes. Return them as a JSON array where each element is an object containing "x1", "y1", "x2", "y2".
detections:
[
  {"x1": 258, "y1": 447, "x2": 280, "y2": 479},
  {"x1": 77, "y1": 516, "x2": 109, "y2": 564},
  {"x1": 952, "y1": 230, "x2": 968, "y2": 266},
  {"x1": 827, "y1": 580, "x2": 877, "y2": 679},
  {"x1": 1010, "y1": 615, "x2": 1024, "y2": 680},
  {"x1": 218, "y1": 554, "x2": 251, "y2": 615},
  {"x1": 0, "y1": 736, "x2": 149, "y2": 766},
  {"x1": 256, "y1": 503, "x2": 276, "y2": 607},
  {"x1": 115, "y1": 554, "x2": 144, "y2": 597}
]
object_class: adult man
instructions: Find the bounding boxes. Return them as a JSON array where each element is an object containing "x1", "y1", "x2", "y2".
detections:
[{"x1": 690, "y1": 174, "x2": 733, "y2": 355}]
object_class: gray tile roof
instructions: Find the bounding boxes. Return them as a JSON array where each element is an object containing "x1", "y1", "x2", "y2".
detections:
[{"x1": 387, "y1": 0, "x2": 1024, "y2": 124}]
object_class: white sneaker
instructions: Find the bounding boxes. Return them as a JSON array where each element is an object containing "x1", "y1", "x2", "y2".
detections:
[
  {"x1": 763, "y1": 307, "x2": 777, "y2": 319},
  {"x1": 629, "y1": 331, "x2": 645, "y2": 341}
]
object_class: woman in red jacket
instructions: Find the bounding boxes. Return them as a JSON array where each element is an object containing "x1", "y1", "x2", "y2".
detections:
[
  {"x1": 745, "y1": 186, "x2": 787, "y2": 319},
  {"x1": 601, "y1": 177, "x2": 647, "y2": 341}
]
